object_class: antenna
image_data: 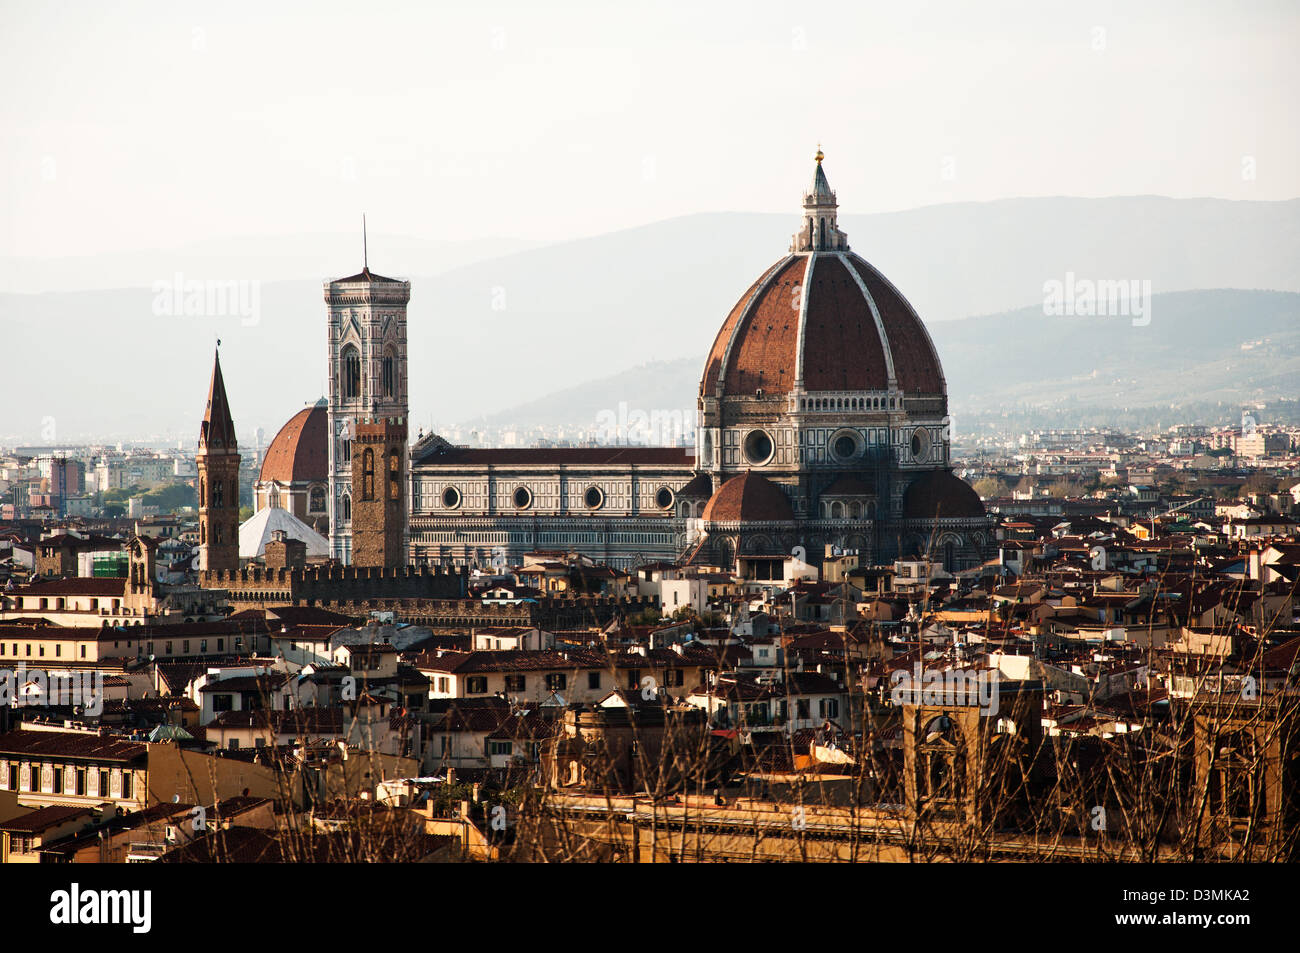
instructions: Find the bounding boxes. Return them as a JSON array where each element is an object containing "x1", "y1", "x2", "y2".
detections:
[{"x1": 362, "y1": 214, "x2": 368, "y2": 271}]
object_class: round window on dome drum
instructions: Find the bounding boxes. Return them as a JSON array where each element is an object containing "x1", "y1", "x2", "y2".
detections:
[
  {"x1": 834, "y1": 434, "x2": 857, "y2": 461},
  {"x1": 911, "y1": 428, "x2": 930, "y2": 462},
  {"x1": 584, "y1": 486, "x2": 603, "y2": 509},
  {"x1": 513, "y1": 486, "x2": 532, "y2": 509},
  {"x1": 743, "y1": 429, "x2": 774, "y2": 465},
  {"x1": 656, "y1": 487, "x2": 674, "y2": 509},
  {"x1": 442, "y1": 486, "x2": 461, "y2": 509}
]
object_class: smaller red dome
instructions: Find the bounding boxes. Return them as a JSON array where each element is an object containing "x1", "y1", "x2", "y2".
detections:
[
  {"x1": 702, "y1": 472, "x2": 795, "y2": 522},
  {"x1": 903, "y1": 470, "x2": 985, "y2": 520},
  {"x1": 259, "y1": 403, "x2": 328, "y2": 484}
]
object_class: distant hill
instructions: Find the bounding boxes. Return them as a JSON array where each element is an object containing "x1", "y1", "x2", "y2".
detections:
[
  {"x1": 0, "y1": 233, "x2": 545, "y2": 295},
  {"x1": 932, "y1": 288, "x2": 1300, "y2": 411},
  {"x1": 462, "y1": 289, "x2": 1300, "y2": 433},
  {"x1": 0, "y1": 196, "x2": 1296, "y2": 443}
]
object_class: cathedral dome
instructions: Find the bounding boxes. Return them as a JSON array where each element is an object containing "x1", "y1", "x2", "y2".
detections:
[
  {"x1": 701, "y1": 472, "x2": 795, "y2": 522},
  {"x1": 700, "y1": 153, "x2": 944, "y2": 400},
  {"x1": 902, "y1": 469, "x2": 985, "y2": 520},
  {"x1": 259, "y1": 401, "x2": 328, "y2": 484}
]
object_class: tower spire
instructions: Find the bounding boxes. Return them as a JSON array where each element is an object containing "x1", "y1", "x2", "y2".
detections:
[
  {"x1": 195, "y1": 347, "x2": 241, "y2": 572},
  {"x1": 362, "y1": 214, "x2": 369, "y2": 276},
  {"x1": 199, "y1": 347, "x2": 237, "y2": 450}
]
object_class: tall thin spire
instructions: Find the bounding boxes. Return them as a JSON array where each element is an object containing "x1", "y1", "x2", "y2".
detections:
[
  {"x1": 199, "y1": 347, "x2": 237, "y2": 450},
  {"x1": 362, "y1": 213, "x2": 368, "y2": 274}
]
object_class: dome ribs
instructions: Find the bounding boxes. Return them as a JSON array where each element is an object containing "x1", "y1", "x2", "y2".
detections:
[
  {"x1": 801, "y1": 255, "x2": 889, "y2": 392},
  {"x1": 850, "y1": 254, "x2": 945, "y2": 395},
  {"x1": 720, "y1": 256, "x2": 805, "y2": 397}
]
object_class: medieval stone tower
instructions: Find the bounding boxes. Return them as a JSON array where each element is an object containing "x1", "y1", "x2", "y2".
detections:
[
  {"x1": 351, "y1": 413, "x2": 408, "y2": 568},
  {"x1": 197, "y1": 348, "x2": 241, "y2": 571},
  {"x1": 324, "y1": 263, "x2": 411, "y2": 564}
]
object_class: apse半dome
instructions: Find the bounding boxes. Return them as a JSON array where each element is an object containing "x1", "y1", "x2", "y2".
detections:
[
  {"x1": 902, "y1": 469, "x2": 985, "y2": 520},
  {"x1": 701, "y1": 472, "x2": 795, "y2": 523}
]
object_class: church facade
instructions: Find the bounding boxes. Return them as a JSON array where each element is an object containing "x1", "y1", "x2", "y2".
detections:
[{"x1": 293, "y1": 152, "x2": 992, "y2": 573}]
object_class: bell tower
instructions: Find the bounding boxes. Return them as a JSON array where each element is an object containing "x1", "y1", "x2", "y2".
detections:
[
  {"x1": 197, "y1": 348, "x2": 241, "y2": 571},
  {"x1": 324, "y1": 241, "x2": 411, "y2": 565}
]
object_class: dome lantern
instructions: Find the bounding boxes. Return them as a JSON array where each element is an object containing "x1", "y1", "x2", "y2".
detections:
[{"x1": 793, "y1": 148, "x2": 848, "y2": 253}]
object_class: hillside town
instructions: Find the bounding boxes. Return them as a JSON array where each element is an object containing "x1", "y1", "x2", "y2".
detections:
[
  {"x1": 3, "y1": 146, "x2": 1300, "y2": 865},
  {"x1": 2, "y1": 408, "x2": 1297, "y2": 861}
]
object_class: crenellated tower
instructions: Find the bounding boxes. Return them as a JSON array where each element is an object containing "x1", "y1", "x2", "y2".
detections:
[{"x1": 350, "y1": 412, "x2": 408, "y2": 568}]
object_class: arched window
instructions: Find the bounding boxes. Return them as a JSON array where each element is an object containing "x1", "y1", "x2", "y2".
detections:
[
  {"x1": 199, "y1": 478, "x2": 205, "y2": 508},
  {"x1": 342, "y1": 345, "x2": 361, "y2": 399},
  {"x1": 342, "y1": 494, "x2": 352, "y2": 521},
  {"x1": 919, "y1": 714, "x2": 965, "y2": 803},
  {"x1": 388, "y1": 450, "x2": 401, "y2": 500},
  {"x1": 308, "y1": 486, "x2": 326, "y2": 513},
  {"x1": 214, "y1": 480, "x2": 224, "y2": 508},
  {"x1": 362, "y1": 449, "x2": 375, "y2": 500},
  {"x1": 381, "y1": 352, "x2": 395, "y2": 398}
]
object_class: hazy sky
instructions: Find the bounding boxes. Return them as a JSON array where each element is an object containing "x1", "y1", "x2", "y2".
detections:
[{"x1": 2, "y1": 0, "x2": 1297, "y2": 259}]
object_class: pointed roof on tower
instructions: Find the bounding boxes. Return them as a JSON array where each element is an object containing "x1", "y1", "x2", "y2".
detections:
[
  {"x1": 792, "y1": 147, "x2": 848, "y2": 253},
  {"x1": 809, "y1": 146, "x2": 834, "y2": 204},
  {"x1": 199, "y1": 348, "x2": 237, "y2": 451}
]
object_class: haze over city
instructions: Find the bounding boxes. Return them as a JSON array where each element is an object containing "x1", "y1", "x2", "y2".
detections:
[{"x1": 3, "y1": 0, "x2": 1300, "y2": 904}]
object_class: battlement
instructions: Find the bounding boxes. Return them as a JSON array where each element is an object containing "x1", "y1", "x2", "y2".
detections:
[
  {"x1": 201, "y1": 563, "x2": 464, "y2": 586},
  {"x1": 355, "y1": 416, "x2": 406, "y2": 440},
  {"x1": 201, "y1": 563, "x2": 467, "y2": 613}
]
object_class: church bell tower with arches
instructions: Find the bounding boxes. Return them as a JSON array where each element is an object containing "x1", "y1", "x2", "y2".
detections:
[{"x1": 324, "y1": 246, "x2": 411, "y2": 565}]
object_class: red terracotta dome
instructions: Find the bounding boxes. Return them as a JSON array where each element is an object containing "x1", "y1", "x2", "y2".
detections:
[
  {"x1": 701, "y1": 472, "x2": 795, "y2": 522},
  {"x1": 701, "y1": 153, "x2": 944, "y2": 401},
  {"x1": 902, "y1": 470, "x2": 985, "y2": 520},
  {"x1": 259, "y1": 402, "x2": 328, "y2": 484},
  {"x1": 701, "y1": 251, "x2": 944, "y2": 399}
]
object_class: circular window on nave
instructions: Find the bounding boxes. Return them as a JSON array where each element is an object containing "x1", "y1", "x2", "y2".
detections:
[
  {"x1": 442, "y1": 486, "x2": 461, "y2": 509},
  {"x1": 513, "y1": 486, "x2": 532, "y2": 509},
  {"x1": 584, "y1": 486, "x2": 604, "y2": 509}
]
